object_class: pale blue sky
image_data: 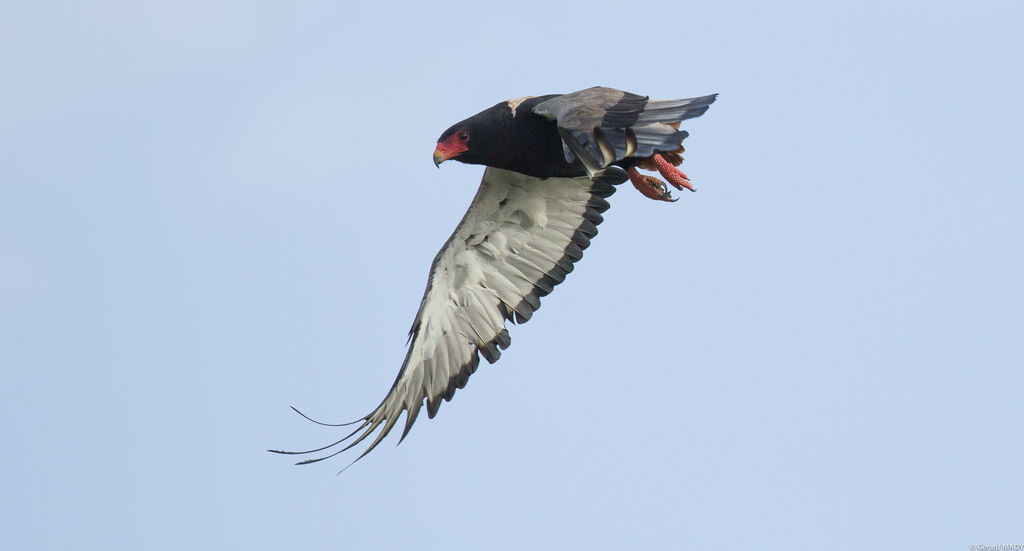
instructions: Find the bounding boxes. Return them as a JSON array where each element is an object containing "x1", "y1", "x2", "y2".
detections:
[{"x1": 2, "y1": 1, "x2": 1022, "y2": 549}]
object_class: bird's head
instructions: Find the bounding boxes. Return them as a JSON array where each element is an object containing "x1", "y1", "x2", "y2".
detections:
[
  {"x1": 433, "y1": 102, "x2": 511, "y2": 168},
  {"x1": 433, "y1": 127, "x2": 472, "y2": 167}
]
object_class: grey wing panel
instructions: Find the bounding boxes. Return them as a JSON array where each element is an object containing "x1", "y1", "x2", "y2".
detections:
[
  {"x1": 534, "y1": 86, "x2": 639, "y2": 166},
  {"x1": 534, "y1": 87, "x2": 717, "y2": 168}
]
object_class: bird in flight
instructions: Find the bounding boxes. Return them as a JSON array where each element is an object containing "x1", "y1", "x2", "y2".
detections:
[{"x1": 271, "y1": 86, "x2": 717, "y2": 467}]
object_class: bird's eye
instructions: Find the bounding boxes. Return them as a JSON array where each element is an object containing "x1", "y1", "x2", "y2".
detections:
[{"x1": 457, "y1": 131, "x2": 469, "y2": 142}]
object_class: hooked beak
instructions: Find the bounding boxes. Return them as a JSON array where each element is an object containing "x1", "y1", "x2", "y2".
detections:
[
  {"x1": 433, "y1": 135, "x2": 468, "y2": 167},
  {"x1": 433, "y1": 146, "x2": 447, "y2": 167}
]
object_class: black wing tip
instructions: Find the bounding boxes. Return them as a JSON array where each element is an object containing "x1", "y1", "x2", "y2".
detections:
[
  {"x1": 591, "y1": 166, "x2": 628, "y2": 188},
  {"x1": 590, "y1": 179, "x2": 618, "y2": 198},
  {"x1": 564, "y1": 242, "x2": 584, "y2": 260},
  {"x1": 577, "y1": 219, "x2": 599, "y2": 238},
  {"x1": 514, "y1": 307, "x2": 533, "y2": 324},
  {"x1": 480, "y1": 340, "x2": 501, "y2": 364},
  {"x1": 427, "y1": 397, "x2": 441, "y2": 418},
  {"x1": 288, "y1": 405, "x2": 365, "y2": 427},
  {"x1": 270, "y1": 405, "x2": 387, "y2": 467},
  {"x1": 587, "y1": 195, "x2": 611, "y2": 213},
  {"x1": 571, "y1": 230, "x2": 591, "y2": 250}
]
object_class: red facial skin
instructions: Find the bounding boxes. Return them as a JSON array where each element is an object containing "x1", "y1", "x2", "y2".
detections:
[{"x1": 433, "y1": 132, "x2": 470, "y2": 166}]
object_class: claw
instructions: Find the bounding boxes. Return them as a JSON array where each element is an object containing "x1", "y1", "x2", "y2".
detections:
[{"x1": 627, "y1": 167, "x2": 677, "y2": 202}]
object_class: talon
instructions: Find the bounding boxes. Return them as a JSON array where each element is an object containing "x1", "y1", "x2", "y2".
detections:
[
  {"x1": 652, "y1": 154, "x2": 695, "y2": 192},
  {"x1": 627, "y1": 167, "x2": 676, "y2": 202}
]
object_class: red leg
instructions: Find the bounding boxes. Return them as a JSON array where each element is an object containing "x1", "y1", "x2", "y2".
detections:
[
  {"x1": 652, "y1": 154, "x2": 695, "y2": 192},
  {"x1": 626, "y1": 167, "x2": 677, "y2": 202}
]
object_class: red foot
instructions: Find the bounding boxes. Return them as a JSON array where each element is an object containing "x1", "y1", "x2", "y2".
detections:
[
  {"x1": 652, "y1": 154, "x2": 695, "y2": 192},
  {"x1": 626, "y1": 167, "x2": 677, "y2": 202}
]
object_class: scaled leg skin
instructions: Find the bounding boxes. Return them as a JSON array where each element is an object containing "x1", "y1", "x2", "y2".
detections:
[
  {"x1": 626, "y1": 167, "x2": 678, "y2": 202},
  {"x1": 652, "y1": 154, "x2": 695, "y2": 192}
]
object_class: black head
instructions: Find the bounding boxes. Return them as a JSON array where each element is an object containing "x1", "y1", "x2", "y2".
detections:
[
  {"x1": 433, "y1": 101, "x2": 513, "y2": 168},
  {"x1": 432, "y1": 95, "x2": 584, "y2": 178}
]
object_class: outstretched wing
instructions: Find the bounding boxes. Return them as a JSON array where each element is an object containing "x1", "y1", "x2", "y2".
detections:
[
  {"x1": 275, "y1": 167, "x2": 614, "y2": 465},
  {"x1": 533, "y1": 86, "x2": 717, "y2": 173}
]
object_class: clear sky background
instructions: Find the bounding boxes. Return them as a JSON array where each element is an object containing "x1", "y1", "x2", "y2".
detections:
[{"x1": 2, "y1": 1, "x2": 1022, "y2": 549}]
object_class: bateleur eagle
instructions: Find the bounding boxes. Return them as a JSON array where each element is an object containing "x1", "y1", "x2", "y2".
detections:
[{"x1": 272, "y1": 86, "x2": 717, "y2": 467}]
